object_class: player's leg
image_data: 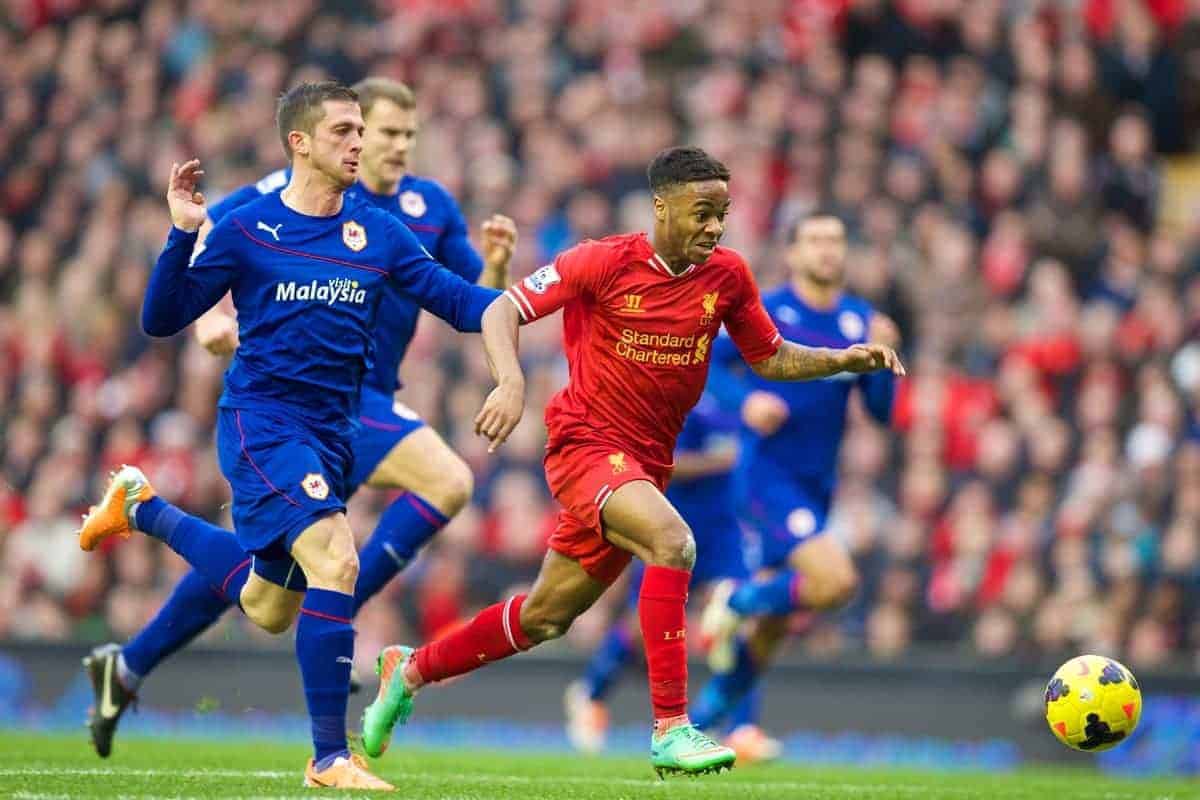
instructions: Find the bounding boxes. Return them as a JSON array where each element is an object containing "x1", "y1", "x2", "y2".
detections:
[
  {"x1": 599, "y1": 481, "x2": 735, "y2": 775},
  {"x1": 84, "y1": 569, "x2": 234, "y2": 758},
  {"x1": 362, "y1": 548, "x2": 608, "y2": 757},
  {"x1": 353, "y1": 422, "x2": 472, "y2": 611},
  {"x1": 723, "y1": 686, "x2": 783, "y2": 765},
  {"x1": 287, "y1": 513, "x2": 390, "y2": 789},
  {"x1": 692, "y1": 612, "x2": 787, "y2": 728},
  {"x1": 78, "y1": 467, "x2": 253, "y2": 595},
  {"x1": 727, "y1": 505, "x2": 858, "y2": 618},
  {"x1": 289, "y1": 513, "x2": 359, "y2": 767}
]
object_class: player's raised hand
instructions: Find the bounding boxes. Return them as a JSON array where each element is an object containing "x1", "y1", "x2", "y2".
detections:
[
  {"x1": 195, "y1": 310, "x2": 239, "y2": 356},
  {"x1": 840, "y1": 343, "x2": 906, "y2": 376},
  {"x1": 474, "y1": 381, "x2": 525, "y2": 453},
  {"x1": 742, "y1": 390, "x2": 789, "y2": 436},
  {"x1": 167, "y1": 160, "x2": 207, "y2": 233},
  {"x1": 481, "y1": 214, "x2": 518, "y2": 264}
]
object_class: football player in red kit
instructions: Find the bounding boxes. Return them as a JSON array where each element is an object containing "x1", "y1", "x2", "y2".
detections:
[{"x1": 362, "y1": 146, "x2": 904, "y2": 776}]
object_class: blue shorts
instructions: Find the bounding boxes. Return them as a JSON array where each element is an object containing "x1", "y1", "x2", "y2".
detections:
[
  {"x1": 739, "y1": 472, "x2": 831, "y2": 570},
  {"x1": 216, "y1": 407, "x2": 352, "y2": 587},
  {"x1": 345, "y1": 387, "x2": 426, "y2": 495},
  {"x1": 624, "y1": 516, "x2": 751, "y2": 607}
]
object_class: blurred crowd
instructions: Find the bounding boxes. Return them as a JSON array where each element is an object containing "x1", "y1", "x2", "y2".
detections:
[{"x1": 1, "y1": 0, "x2": 1199, "y2": 674}]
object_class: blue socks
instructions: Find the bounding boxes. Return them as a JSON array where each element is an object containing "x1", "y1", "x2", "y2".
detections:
[
  {"x1": 297, "y1": 588, "x2": 355, "y2": 764},
  {"x1": 134, "y1": 497, "x2": 251, "y2": 602},
  {"x1": 691, "y1": 634, "x2": 759, "y2": 730},
  {"x1": 728, "y1": 570, "x2": 801, "y2": 617},
  {"x1": 122, "y1": 569, "x2": 232, "y2": 680},
  {"x1": 582, "y1": 622, "x2": 635, "y2": 701},
  {"x1": 354, "y1": 492, "x2": 448, "y2": 612}
]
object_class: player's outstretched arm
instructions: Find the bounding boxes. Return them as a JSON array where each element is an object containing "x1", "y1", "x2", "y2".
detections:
[
  {"x1": 142, "y1": 161, "x2": 237, "y2": 338},
  {"x1": 474, "y1": 296, "x2": 525, "y2": 453},
  {"x1": 749, "y1": 341, "x2": 906, "y2": 382}
]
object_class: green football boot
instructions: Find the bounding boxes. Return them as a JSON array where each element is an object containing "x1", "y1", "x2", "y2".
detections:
[
  {"x1": 361, "y1": 645, "x2": 416, "y2": 758},
  {"x1": 650, "y1": 723, "x2": 736, "y2": 778}
]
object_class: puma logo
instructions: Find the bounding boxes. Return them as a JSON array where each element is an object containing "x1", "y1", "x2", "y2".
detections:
[{"x1": 256, "y1": 221, "x2": 283, "y2": 241}]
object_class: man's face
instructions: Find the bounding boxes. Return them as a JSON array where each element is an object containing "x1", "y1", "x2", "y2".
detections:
[
  {"x1": 360, "y1": 99, "x2": 418, "y2": 186},
  {"x1": 789, "y1": 215, "x2": 847, "y2": 286},
  {"x1": 299, "y1": 99, "x2": 364, "y2": 189},
  {"x1": 654, "y1": 179, "x2": 729, "y2": 265}
]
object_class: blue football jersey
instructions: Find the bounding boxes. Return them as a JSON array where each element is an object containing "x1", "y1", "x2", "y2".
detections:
[
  {"x1": 712, "y1": 287, "x2": 895, "y2": 494},
  {"x1": 209, "y1": 170, "x2": 484, "y2": 394},
  {"x1": 142, "y1": 190, "x2": 499, "y2": 438}
]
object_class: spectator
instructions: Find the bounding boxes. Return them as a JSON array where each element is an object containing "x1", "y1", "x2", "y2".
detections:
[{"x1": 0, "y1": 0, "x2": 1195, "y2": 673}]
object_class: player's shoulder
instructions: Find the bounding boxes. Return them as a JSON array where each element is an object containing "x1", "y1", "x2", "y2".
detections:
[
  {"x1": 209, "y1": 192, "x2": 278, "y2": 238},
  {"x1": 399, "y1": 174, "x2": 460, "y2": 218},
  {"x1": 254, "y1": 168, "x2": 291, "y2": 195},
  {"x1": 560, "y1": 232, "x2": 645, "y2": 267},
  {"x1": 707, "y1": 245, "x2": 753, "y2": 277},
  {"x1": 403, "y1": 174, "x2": 454, "y2": 201},
  {"x1": 350, "y1": 197, "x2": 409, "y2": 238},
  {"x1": 838, "y1": 292, "x2": 876, "y2": 317},
  {"x1": 758, "y1": 284, "x2": 794, "y2": 309}
]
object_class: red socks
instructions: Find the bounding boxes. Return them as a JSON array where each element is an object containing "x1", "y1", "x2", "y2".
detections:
[
  {"x1": 412, "y1": 594, "x2": 531, "y2": 685},
  {"x1": 638, "y1": 565, "x2": 691, "y2": 721}
]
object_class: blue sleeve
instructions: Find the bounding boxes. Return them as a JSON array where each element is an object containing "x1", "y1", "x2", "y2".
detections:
[
  {"x1": 141, "y1": 226, "x2": 237, "y2": 337},
  {"x1": 706, "y1": 329, "x2": 755, "y2": 411},
  {"x1": 387, "y1": 217, "x2": 499, "y2": 332},
  {"x1": 207, "y1": 185, "x2": 263, "y2": 225},
  {"x1": 858, "y1": 370, "x2": 896, "y2": 425},
  {"x1": 434, "y1": 188, "x2": 484, "y2": 283}
]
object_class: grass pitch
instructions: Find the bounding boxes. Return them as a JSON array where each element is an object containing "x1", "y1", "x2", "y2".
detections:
[{"x1": 0, "y1": 731, "x2": 1194, "y2": 799}]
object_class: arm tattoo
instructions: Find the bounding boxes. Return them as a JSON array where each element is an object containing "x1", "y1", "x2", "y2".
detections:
[{"x1": 750, "y1": 341, "x2": 845, "y2": 381}]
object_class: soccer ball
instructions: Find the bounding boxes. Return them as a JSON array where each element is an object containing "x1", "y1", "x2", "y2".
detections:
[{"x1": 1044, "y1": 654, "x2": 1142, "y2": 753}]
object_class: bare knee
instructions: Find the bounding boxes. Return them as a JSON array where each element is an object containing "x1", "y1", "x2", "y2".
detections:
[
  {"x1": 646, "y1": 519, "x2": 696, "y2": 571},
  {"x1": 304, "y1": 548, "x2": 359, "y2": 592},
  {"x1": 806, "y1": 566, "x2": 859, "y2": 610},
  {"x1": 425, "y1": 459, "x2": 474, "y2": 517}
]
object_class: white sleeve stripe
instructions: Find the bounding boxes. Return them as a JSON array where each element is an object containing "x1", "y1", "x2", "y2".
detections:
[
  {"x1": 508, "y1": 286, "x2": 537, "y2": 320},
  {"x1": 771, "y1": 332, "x2": 783, "y2": 344},
  {"x1": 504, "y1": 290, "x2": 531, "y2": 322}
]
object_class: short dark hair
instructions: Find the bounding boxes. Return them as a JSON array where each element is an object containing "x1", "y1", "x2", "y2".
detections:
[
  {"x1": 647, "y1": 146, "x2": 731, "y2": 193},
  {"x1": 276, "y1": 81, "x2": 359, "y2": 158},
  {"x1": 351, "y1": 77, "x2": 416, "y2": 116},
  {"x1": 790, "y1": 208, "x2": 844, "y2": 242}
]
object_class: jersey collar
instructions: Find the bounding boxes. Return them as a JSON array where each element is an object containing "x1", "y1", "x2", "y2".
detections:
[{"x1": 648, "y1": 250, "x2": 698, "y2": 279}]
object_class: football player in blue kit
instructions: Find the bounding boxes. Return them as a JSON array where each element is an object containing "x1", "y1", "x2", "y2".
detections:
[
  {"x1": 689, "y1": 211, "x2": 900, "y2": 740},
  {"x1": 80, "y1": 79, "x2": 517, "y2": 766},
  {"x1": 562, "y1": 391, "x2": 770, "y2": 756},
  {"x1": 77, "y1": 81, "x2": 507, "y2": 790}
]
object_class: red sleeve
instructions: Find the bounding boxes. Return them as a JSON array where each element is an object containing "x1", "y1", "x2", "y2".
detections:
[
  {"x1": 723, "y1": 258, "x2": 782, "y2": 364},
  {"x1": 504, "y1": 241, "x2": 606, "y2": 324}
]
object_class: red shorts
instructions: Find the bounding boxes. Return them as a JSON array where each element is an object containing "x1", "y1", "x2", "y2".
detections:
[{"x1": 543, "y1": 440, "x2": 670, "y2": 586}]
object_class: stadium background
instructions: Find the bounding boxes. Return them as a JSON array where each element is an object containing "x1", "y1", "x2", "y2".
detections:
[{"x1": 1, "y1": 0, "x2": 1200, "y2": 776}]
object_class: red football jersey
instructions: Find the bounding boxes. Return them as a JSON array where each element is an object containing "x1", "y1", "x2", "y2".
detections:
[{"x1": 505, "y1": 232, "x2": 782, "y2": 472}]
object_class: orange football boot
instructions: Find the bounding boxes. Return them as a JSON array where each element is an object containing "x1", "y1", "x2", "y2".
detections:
[
  {"x1": 78, "y1": 465, "x2": 156, "y2": 551},
  {"x1": 303, "y1": 753, "x2": 394, "y2": 791}
]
